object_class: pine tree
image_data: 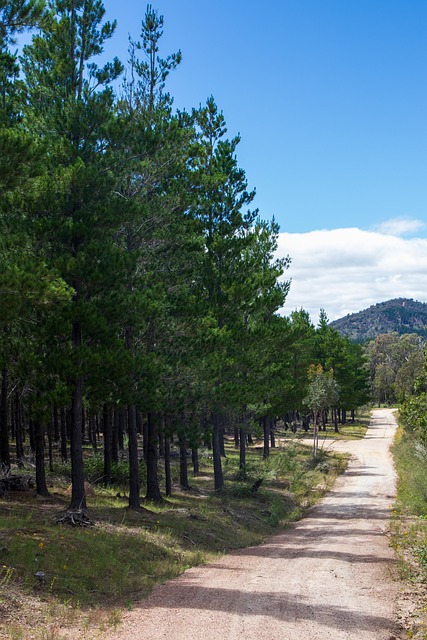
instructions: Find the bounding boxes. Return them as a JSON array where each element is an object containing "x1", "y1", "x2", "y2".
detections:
[
  {"x1": 114, "y1": 4, "x2": 196, "y2": 504},
  {"x1": 21, "y1": 0, "x2": 123, "y2": 510}
]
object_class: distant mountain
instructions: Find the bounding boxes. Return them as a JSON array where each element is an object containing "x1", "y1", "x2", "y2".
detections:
[{"x1": 330, "y1": 298, "x2": 427, "y2": 342}]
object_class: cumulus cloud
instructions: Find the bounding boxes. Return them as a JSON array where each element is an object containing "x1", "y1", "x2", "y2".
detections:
[
  {"x1": 276, "y1": 227, "x2": 427, "y2": 322},
  {"x1": 373, "y1": 216, "x2": 426, "y2": 237}
]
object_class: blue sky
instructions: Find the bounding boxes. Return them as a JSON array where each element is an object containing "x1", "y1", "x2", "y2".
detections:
[
  {"x1": 99, "y1": 0, "x2": 427, "y2": 321},
  {"x1": 101, "y1": 0, "x2": 427, "y2": 239}
]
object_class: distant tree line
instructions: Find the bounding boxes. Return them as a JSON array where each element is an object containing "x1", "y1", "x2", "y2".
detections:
[
  {"x1": 364, "y1": 333, "x2": 425, "y2": 406},
  {"x1": 0, "y1": 0, "x2": 371, "y2": 508}
]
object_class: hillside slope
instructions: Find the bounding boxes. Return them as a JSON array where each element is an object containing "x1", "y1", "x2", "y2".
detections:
[{"x1": 330, "y1": 298, "x2": 427, "y2": 342}]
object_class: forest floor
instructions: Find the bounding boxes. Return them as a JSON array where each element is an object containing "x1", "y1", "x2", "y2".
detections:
[{"x1": 99, "y1": 409, "x2": 408, "y2": 640}]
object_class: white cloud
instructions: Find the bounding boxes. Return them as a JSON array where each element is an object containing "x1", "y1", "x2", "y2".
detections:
[
  {"x1": 276, "y1": 227, "x2": 427, "y2": 322},
  {"x1": 373, "y1": 216, "x2": 426, "y2": 237}
]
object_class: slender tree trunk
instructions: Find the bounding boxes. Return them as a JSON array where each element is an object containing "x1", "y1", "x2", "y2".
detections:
[
  {"x1": 34, "y1": 419, "x2": 49, "y2": 497},
  {"x1": 321, "y1": 409, "x2": 327, "y2": 431},
  {"x1": 158, "y1": 412, "x2": 165, "y2": 457},
  {"x1": 70, "y1": 374, "x2": 87, "y2": 510},
  {"x1": 47, "y1": 414, "x2": 54, "y2": 472},
  {"x1": 191, "y1": 447, "x2": 199, "y2": 476},
  {"x1": 270, "y1": 418, "x2": 276, "y2": 448},
  {"x1": 60, "y1": 408, "x2": 68, "y2": 462},
  {"x1": 81, "y1": 404, "x2": 86, "y2": 441},
  {"x1": 112, "y1": 410, "x2": 119, "y2": 463},
  {"x1": 69, "y1": 311, "x2": 87, "y2": 510},
  {"x1": 103, "y1": 404, "x2": 112, "y2": 484},
  {"x1": 0, "y1": 368, "x2": 10, "y2": 470},
  {"x1": 53, "y1": 406, "x2": 60, "y2": 441},
  {"x1": 263, "y1": 415, "x2": 270, "y2": 459},
  {"x1": 146, "y1": 411, "x2": 161, "y2": 501},
  {"x1": 164, "y1": 435, "x2": 172, "y2": 497},
  {"x1": 219, "y1": 416, "x2": 226, "y2": 457},
  {"x1": 29, "y1": 417, "x2": 35, "y2": 453},
  {"x1": 313, "y1": 410, "x2": 319, "y2": 459},
  {"x1": 10, "y1": 397, "x2": 15, "y2": 442},
  {"x1": 234, "y1": 424, "x2": 239, "y2": 448},
  {"x1": 15, "y1": 394, "x2": 24, "y2": 467},
  {"x1": 118, "y1": 409, "x2": 125, "y2": 452},
  {"x1": 127, "y1": 404, "x2": 140, "y2": 509},
  {"x1": 334, "y1": 408, "x2": 339, "y2": 433},
  {"x1": 239, "y1": 407, "x2": 247, "y2": 472},
  {"x1": 179, "y1": 432, "x2": 189, "y2": 489},
  {"x1": 88, "y1": 413, "x2": 97, "y2": 450},
  {"x1": 142, "y1": 414, "x2": 148, "y2": 461},
  {"x1": 212, "y1": 412, "x2": 224, "y2": 491}
]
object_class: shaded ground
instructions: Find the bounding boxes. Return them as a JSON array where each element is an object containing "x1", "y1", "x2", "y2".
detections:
[{"x1": 104, "y1": 409, "x2": 403, "y2": 640}]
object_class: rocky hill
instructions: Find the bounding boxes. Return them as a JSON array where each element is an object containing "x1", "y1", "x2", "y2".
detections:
[{"x1": 330, "y1": 298, "x2": 427, "y2": 342}]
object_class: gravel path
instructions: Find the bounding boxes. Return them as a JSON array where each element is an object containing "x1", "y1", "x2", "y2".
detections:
[{"x1": 106, "y1": 408, "x2": 402, "y2": 640}]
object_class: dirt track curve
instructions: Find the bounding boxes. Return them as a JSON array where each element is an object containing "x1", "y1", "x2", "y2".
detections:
[{"x1": 107, "y1": 408, "x2": 402, "y2": 640}]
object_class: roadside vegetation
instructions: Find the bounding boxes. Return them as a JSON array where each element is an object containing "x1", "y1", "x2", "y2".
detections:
[
  {"x1": 390, "y1": 353, "x2": 427, "y2": 639},
  {"x1": 0, "y1": 432, "x2": 349, "y2": 640}
]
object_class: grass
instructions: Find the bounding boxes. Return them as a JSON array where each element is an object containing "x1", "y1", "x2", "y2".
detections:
[
  {"x1": 390, "y1": 418, "x2": 427, "y2": 639},
  {"x1": 0, "y1": 432, "x2": 351, "y2": 639}
]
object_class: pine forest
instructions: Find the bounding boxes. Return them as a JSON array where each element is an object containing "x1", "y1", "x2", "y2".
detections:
[{"x1": 0, "y1": 1, "x2": 377, "y2": 509}]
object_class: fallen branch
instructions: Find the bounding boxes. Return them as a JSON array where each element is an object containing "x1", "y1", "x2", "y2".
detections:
[{"x1": 56, "y1": 510, "x2": 95, "y2": 527}]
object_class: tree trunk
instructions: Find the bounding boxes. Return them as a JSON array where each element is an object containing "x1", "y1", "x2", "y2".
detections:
[
  {"x1": 146, "y1": 411, "x2": 161, "y2": 501},
  {"x1": 234, "y1": 425, "x2": 239, "y2": 448},
  {"x1": 313, "y1": 411, "x2": 319, "y2": 459},
  {"x1": 142, "y1": 414, "x2": 148, "y2": 461},
  {"x1": 34, "y1": 419, "x2": 49, "y2": 497},
  {"x1": 179, "y1": 433, "x2": 189, "y2": 489},
  {"x1": 118, "y1": 408, "x2": 125, "y2": 451},
  {"x1": 15, "y1": 394, "x2": 24, "y2": 467},
  {"x1": 127, "y1": 403, "x2": 140, "y2": 509},
  {"x1": 239, "y1": 407, "x2": 247, "y2": 472},
  {"x1": 89, "y1": 413, "x2": 97, "y2": 451},
  {"x1": 263, "y1": 415, "x2": 270, "y2": 459},
  {"x1": 112, "y1": 409, "x2": 119, "y2": 464},
  {"x1": 334, "y1": 408, "x2": 339, "y2": 433},
  {"x1": 0, "y1": 368, "x2": 11, "y2": 470},
  {"x1": 69, "y1": 313, "x2": 87, "y2": 510},
  {"x1": 191, "y1": 447, "x2": 199, "y2": 476},
  {"x1": 69, "y1": 374, "x2": 87, "y2": 510},
  {"x1": 47, "y1": 413, "x2": 54, "y2": 472},
  {"x1": 219, "y1": 417, "x2": 226, "y2": 457},
  {"x1": 103, "y1": 404, "x2": 112, "y2": 484},
  {"x1": 158, "y1": 412, "x2": 165, "y2": 457},
  {"x1": 270, "y1": 419, "x2": 276, "y2": 448},
  {"x1": 212, "y1": 412, "x2": 224, "y2": 491},
  {"x1": 164, "y1": 435, "x2": 172, "y2": 497},
  {"x1": 53, "y1": 406, "x2": 60, "y2": 441},
  {"x1": 60, "y1": 408, "x2": 68, "y2": 462},
  {"x1": 29, "y1": 417, "x2": 35, "y2": 453}
]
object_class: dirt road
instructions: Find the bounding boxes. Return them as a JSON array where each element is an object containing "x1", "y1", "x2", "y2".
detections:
[{"x1": 107, "y1": 408, "x2": 402, "y2": 640}]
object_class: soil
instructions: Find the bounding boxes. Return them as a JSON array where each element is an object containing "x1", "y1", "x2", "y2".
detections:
[{"x1": 103, "y1": 408, "x2": 405, "y2": 640}]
